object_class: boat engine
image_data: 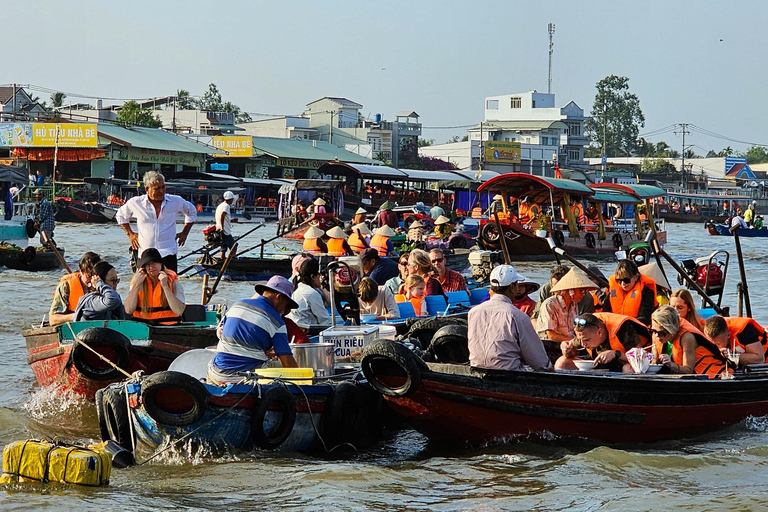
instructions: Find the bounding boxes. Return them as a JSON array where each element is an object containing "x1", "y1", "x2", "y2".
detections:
[
  {"x1": 679, "y1": 254, "x2": 726, "y2": 295},
  {"x1": 468, "y1": 250, "x2": 503, "y2": 284}
]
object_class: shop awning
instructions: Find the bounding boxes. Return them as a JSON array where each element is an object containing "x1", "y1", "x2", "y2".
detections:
[
  {"x1": 317, "y1": 162, "x2": 408, "y2": 180},
  {"x1": 0, "y1": 165, "x2": 27, "y2": 183},
  {"x1": 12, "y1": 147, "x2": 106, "y2": 161},
  {"x1": 97, "y1": 124, "x2": 221, "y2": 154},
  {"x1": 208, "y1": 124, "x2": 245, "y2": 132}
]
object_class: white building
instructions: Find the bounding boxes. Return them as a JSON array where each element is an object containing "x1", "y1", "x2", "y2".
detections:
[{"x1": 237, "y1": 116, "x2": 316, "y2": 140}]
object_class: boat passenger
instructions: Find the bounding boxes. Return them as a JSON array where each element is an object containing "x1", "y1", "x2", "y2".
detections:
[
  {"x1": 377, "y1": 201, "x2": 399, "y2": 229},
  {"x1": 586, "y1": 264, "x2": 609, "y2": 312},
  {"x1": 385, "y1": 252, "x2": 410, "y2": 296},
  {"x1": 286, "y1": 258, "x2": 332, "y2": 328},
  {"x1": 395, "y1": 274, "x2": 426, "y2": 316},
  {"x1": 125, "y1": 248, "x2": 186, "y2": 324},
  {"x1": 755, "y1": 215, "x2": 764, "y2": 230},
  {"x1": 536, "y1": 268, "x2": 598, "y2": 342},
  {"x1": 49, "y1": 251, "x2": 102, "y2": 326},
  {"x1": 216, "y1": 190, "x2": 237, "y2": 260},
  {"x1": 325, "y1": 226, "x2": 354, "y2": 257},
  {"x1": 604, "y1": 259, "x2": 657, "y2": 325},
  {"x1": 433, "y1": 215, "x2": 453, "y2": 240},
  {"x1": 487, "y1": 194, "x2": 505, "y2": 216},
  {"x1": 744, "y1": 204, "x2": 755, "y2": 226},
  {"x1": 430, "y1": 202, "x2": 445, "y2": 220},
  {"x1": 358, "y1": 277, "x2": 400, "y2": 320},
  {"x1": 533, "y1": 265, "x2": 595, "y2": 319},
  {"x1": 404, "y1": 249, "x2": 445, "y2": 297},
  {"x1": 73, "y1": 261, "x2": 125, "y2": 321},
  {"x1": 370, "y1": 225, "x2": 396, "y2": 257},
  {"x1": 352, "y1": 207, "x2": 367, "y2": 226},
  {"x1": 584, "y1": 202, "x2": 601, "y2": 230},
  {"x1": 570, "y1": 198, "x2": 585, "y2": 226},
  {"x1": 302, "y1": 226, "x2": 327, "y2": 255},
  {"x1": 731, "y1": 212, "x2": 748, "y2": 230},
  {"x1": 407, "y1": 220, "x2": 426, "y2": 242},
  {"x1": 556, "y1": 312, "x2": 650, "y2": 372},
  {"x1": 651, "y1": 305, "x2": 727, "y2": 377},
  {"x1": 638, "y1": 261, "x2": 671, "y2": 306},
  {"x1": 704, "y1": 315, "x2": 766, "y2": 366},
  {"x1": 669, "y1": 289, "x2": 704, "y2": 328},
  {"x1": 312, "y1": 197, "x2": 327, "y2": 214},
  {"x1": 291, "y1": 253, "x2": 314, "y2": 280},
  {"x1": 361, "y1": 247, "x2": 400, "y2": 286},
  {"x1": 348, "y1": 223, "x2": 371, "y2": 253},
  {"x1": 518, "y1": 196, "x2": 540, "y2": 227},
  {"x1": 512, "y1": 278, "x2": 539, "y2": 318},
  {"x1": 207, "y1": 275, "x2": 299, "y2": 385},
  {"x1": 32, "y1": 188, "x2": 56, "y2": 247},
  {"x1": 468, "y1": 265, "x2": 552, "y2": 372},
  {"x1": 430, "y1": 248, "x2": 467, "y2": 293}
]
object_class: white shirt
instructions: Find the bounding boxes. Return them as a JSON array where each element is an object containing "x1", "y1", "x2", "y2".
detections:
[
  {"x1": 286, "y1": 282, "x2": 332, "y2": 327},
  {"x1": 731, "y1": 215, "x2": 748, "y2": 229},
  {"x1": 116, "y1": 194, "x2": 197, "y2": 257},
  {"x1": 216, "y1": 201, "x2": 232, "y2": 235}
]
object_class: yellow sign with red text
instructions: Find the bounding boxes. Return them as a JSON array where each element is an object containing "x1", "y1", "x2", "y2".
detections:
[
  {"x1": 211, "y1": 136, "x2": 253, "y2": 158},
  {"x1": 0, "y1": 123, "x2": 98, "y2": 147}
]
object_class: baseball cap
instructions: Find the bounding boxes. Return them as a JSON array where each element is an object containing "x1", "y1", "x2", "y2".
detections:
[
  {"x1": 254, "y1": 275, "x2": 299, "y2": 309},
  {"x1": 490, "y1": 265, "x2": 526, "y2": 287},
  {"x1": 223, "y1": 191, "x2": 236, "y2": 200}
]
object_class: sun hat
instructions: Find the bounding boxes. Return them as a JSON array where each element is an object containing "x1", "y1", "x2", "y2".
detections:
[
  {"x1": 376, "y1": 225, "x2": 396, "y2": 237},
  {"x1": 313, "y1": 197, "x2": 326, "y2": 206},
  {"x1": 379, "y1": 201, "x2": 395, "y2": 210},
  {"x1": 291, "y1": 253, "x2": 313, "y2": 279},
  {"x1": 409, "y1": 220, "x2": 424, "y2": 229},
  {"x1": 434, "y1": 215, "x2": 451, "y2": 225},
  {"x1": 638, "y1": 261, "x2": 671, "y2": 292},
  {"x1": 352, "y1": 223, "x2": 371, "y2": 235},
  {"x1": 493, "y1": 194, "x2": 503, "y2": 201},
  {"x1": 355, "y1": 207, "x2": 367, "y2": 215},
  {"x1": 326, "y1": 226, "x2": 348, "y2": 239},
  {"x1": 138, "y1": 248, "x2": 163, "y2": 268},
  {"x1": 550, "y1": 268, "x2": 599, "y2": 292},
  {"x1": 223, "y1": 191, "x2": 236, "y2": 200},
  {"x1": 303, "y1": 226, "x2": 325, "y2": 239},
  {"x1": 518, "y1": 278, "x2": 540, "y2": 295},
  {"x1": 490, "y1": 265, "x2": 527, "y2": 287},
  {"x1": 254, "y1": 275, "x2": 299, "y2": 309}
]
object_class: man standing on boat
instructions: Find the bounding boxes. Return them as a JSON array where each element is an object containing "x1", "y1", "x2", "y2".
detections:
[
  {"x1": 116, "y1": 171, "x2": 197, "y2": 272},
  {"x1": 468, "y1": 265, "x2": 552, "y2": 372},
  {"x1": 216, "y1": 190, "x2": 237, "y2": 260},
  {"x1": 33, "y1": 188, "x2": 56, "y2": 247},
  {"x1": 429, "y1": 202, "x2": 445, "y2": 220}
]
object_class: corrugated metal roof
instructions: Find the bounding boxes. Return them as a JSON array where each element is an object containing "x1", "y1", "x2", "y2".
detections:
[
  {"x1": 317, "y1": 162, "x2": 407, "y2": 179},
  {"x1": 251, "y1": 137, "x2": 373, "y2": 164},
  {"x1": 97, "y1": 124, "x2": 220, "y2": 154},
  {"x1": 399, "y1": 169, "x2": 466, "y2": 182},
  {"x1": 478, "y1": 120, "x2": 569, "y2": 131}
]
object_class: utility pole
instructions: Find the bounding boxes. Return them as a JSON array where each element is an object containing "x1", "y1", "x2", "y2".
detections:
[
  {"x1": 675, "y1": 123, "x2": 691, "y2": 189},
  {"x1": 328, "y1": 111, "x2": 335, "y2": 145},
  {"x1": 547, "y1": 23, "x2": 556, "y2": 94},
  {"x1": 602, "y1": 105, "x2": 607, "y2": 172},
  {"x1": 479, "y1": 121, "x2": 484, "y2": 173}
]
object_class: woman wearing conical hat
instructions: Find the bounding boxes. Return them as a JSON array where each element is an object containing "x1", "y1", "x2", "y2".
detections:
[
  {"x1": 302, "y1": 226, "x2": 327, "y2": 255},
  {"x1": 349, "y1": 223, "x2": 372, "y2": 253},
  {"x1": 638, "y1": 261, "x2": 671, "y2": 306},
  {"x1": 326, "y1": 226, "x2": 354, "y2": 257},
  {"x1": 312, "y1": 197, "x2": 327, "y2": 214},
  {"x1": 536, "y1": 268, "x2": 598, "y2": 342},
  {"x1": 370, "y1": 225, "x2": 396, "y2": 257},
  {"x1": 352, "y1": 207, "x2": 367, "y2": 226},
  {"x1": 377, "y1": 201, "x2": 399, "y2": 230},
  {"x1": 433, "y1": 215, "x2": 453, "y2": 240},
  {"x1": 407, "y1": 219, "x2": 426, "y2": 243}
]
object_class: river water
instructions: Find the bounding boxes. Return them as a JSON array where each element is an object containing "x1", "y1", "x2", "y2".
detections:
[{"x1": 1, "y1": 221, "x2": 768, "y2": 511}]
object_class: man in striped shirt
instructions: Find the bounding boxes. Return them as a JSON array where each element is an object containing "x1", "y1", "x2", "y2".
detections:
[{"x1": 207, "y1": 275, "x2": 299, "y2": 385}]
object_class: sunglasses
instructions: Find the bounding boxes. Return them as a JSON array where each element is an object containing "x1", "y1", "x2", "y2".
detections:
[
  {"x1": 649, "y1": 328, "x2": 669, "y2": 337},
  {"x1": 431, "y1": 258, "x2": 444, "y2": 263},
  {"x1": 615, "y1": 277, "x2": 634, "y2": 285},
  {"x1": 573, "y1": 318, "x2": 597, "y2": 328},
  {"x1": 399, "y1": 261, "x2": 408, "y2": 266}
]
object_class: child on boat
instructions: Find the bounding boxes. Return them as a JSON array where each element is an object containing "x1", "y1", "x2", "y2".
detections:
[{"x1": 396, "y1": 274, "x2": 426, "y2": 316}]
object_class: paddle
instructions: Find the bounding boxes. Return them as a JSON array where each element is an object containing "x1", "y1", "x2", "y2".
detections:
[
  {"x1": 493, "y1": 211, "x2": 511, "y2": 265},
  {"x1": 355, "y1": 228, "x2": 370, "y2": 249},
  {"x1": 38, "y1": 229, "x2": 72, "y2": 273},
  {"x1": 729, "y1": 223, "x2": 752, "y2": 317},
  {"x1": 202, "y1": 242, "x2": 238, "y2": 305}
]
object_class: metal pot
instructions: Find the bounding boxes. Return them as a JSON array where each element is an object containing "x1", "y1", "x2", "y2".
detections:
[{"x1": 290, "y1": 342, "x2": 335, "y2": 377}]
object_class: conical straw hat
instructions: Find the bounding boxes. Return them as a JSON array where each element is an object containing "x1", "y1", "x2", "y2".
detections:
[
  {"x1": 550, "y1": 268, "x2": 599, "y2": 292},
  {"x1": 639, "y1": 261, "x2": 671, "y2": 291},
  {"x1": 409, "y1": 220, "x2": 424, "y2": 229},
  {"x1": 355, "y1": 207, "x2": 367, "y2": 214},
  {"x1": 434, "y1": 215, "x2": 451, "y2": 225},
  {"x1": 493, "y1": 194, "x2": 503, "y2": 201},
  {"x1": 352, "y1": 223, "x2": 371, "y2": 235},
  {"x1": 326, "y1": 226, "x2": 348, "y2": 240},
  {"x1": 376, "y1": 225, "x2": 396, "y2": 237},
  {"x1": 313, "y1": 197, "x2": 326, "y2": 206},
  {"x1": 303, "y1": 226, "x2": 325, "y2": 239}
]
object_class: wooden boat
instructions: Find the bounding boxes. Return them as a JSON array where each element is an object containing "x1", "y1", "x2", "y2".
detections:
[
  {"x1": 706, "y1": 222, "x2": 768, "y2": 237},
  {"x1": 361, "y1": 340, "x2": 768, "y2": 444},
  {"x1": 275, "y1": 179, "x2": 347, "y2": 238},
  {"x1": 23, "y1": 316, "x2": 219, "y2": 400},
  {"x1": 0, "y1": 244, "x2": 64, "y2": 271},
  {"x1": 55, "y1": 197, "x2": 113, "y2": 223},
  {"x1": 660, "y1": 191, "x2": 751, "y2": 224}
]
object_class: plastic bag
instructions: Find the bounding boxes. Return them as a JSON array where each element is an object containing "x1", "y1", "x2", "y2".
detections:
[{"x1": 626, "y1": 347, "x2": 652, "y2": 374}]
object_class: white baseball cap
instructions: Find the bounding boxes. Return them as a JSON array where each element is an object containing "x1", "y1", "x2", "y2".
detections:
[
  {"x1": 490, "y1": 265, "x2": 526, "y2": 287},
  {"x1": 223, "y1": 191, "x2": 236, "y2": 200}
]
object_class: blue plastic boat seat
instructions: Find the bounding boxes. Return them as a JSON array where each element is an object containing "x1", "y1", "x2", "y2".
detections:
[
  {"x1": 398, "y1": 302, "x2": 416, "y2": 318},
  {"x1": 469, "y1": 288, "x2": 490, "y2": 305},
  {"x1": 697, "y1": 308, "x2": 718, "y2": 320},
  {"x1": 446, "y1": 291, "x2": 471, "y2": 307},
  {"x1": 424, "y1": 295, "x2": 449, "y2": 315}
]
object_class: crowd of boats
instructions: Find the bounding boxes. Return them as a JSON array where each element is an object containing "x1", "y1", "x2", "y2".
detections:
[{"x1": 3, "y1": 161, "x2": 768, "y2": 479}]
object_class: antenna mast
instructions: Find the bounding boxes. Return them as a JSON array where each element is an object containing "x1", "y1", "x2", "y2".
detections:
[{"x1": 547, "y1": 23, "x2": 556, "y2": 94}]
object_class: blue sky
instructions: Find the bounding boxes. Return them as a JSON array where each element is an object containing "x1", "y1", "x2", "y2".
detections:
[{"x1": 5, "y1": 0, "x2": 767, "y2": 153}]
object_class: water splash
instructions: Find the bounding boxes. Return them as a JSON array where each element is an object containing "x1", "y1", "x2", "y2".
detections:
[
  {"x1": 23, "y1": 385, "x2": 87, "y2": 420},
  {"x1": 744, "y1": 415, "x2": 768, "y2": 431}
]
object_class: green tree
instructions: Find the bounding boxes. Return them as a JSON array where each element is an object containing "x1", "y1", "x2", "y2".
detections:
[
  {"x1": 641, "y1": 157, "x2": 677, "y2": 176},
  {"x1": 116, "y1": 100, "x2": 162, "y2": 127},
  {"x1": 418, "y1": 138, "x2": 435, "y2": 147},
  {"x1": 742, "y1": 145, "x2": 768, "y2": 164},
  {"x1": 222, "y1": 101, "x2": 252, "y2": 123},
  {"x1": 175, "y1": 89, "x2": 196, "y2": 109},
  {"x1": 584, "y1": 75, "x2": 645, "y2": 157},
  {"x1": 198, "y1": 83, "x2": 223, "y2": 111}
]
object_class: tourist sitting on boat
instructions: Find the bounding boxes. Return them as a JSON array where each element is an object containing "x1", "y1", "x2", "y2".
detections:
[
  {"x1": 358, "y1": 277, "x2": 400, "y2": 321},
  {"x1": 639, "y1": 262, "x2": 672, "y2": 306},
  {"x1": 518, "y1": 196, "x2": 540, "y2": 228},
  {"x1": 512, "y1": 278, "x2": 539, "y2": 317},
  {"x1": 468, "y1": 265, "x2": 552, "y2": 372},
  {"x1": 349, "y1": 223, "x2": 371, "y2": 253},
  {"x1": 361, "y1": 248, "x2": 399, "y2": 286},
  {"x1": 312, "y1": 197, "x2": 327, "y2": 214},
  {"x1": 208, "y1": 275, "x2": 299, "y2": 385},
  {"x1": 407, "y1": 220, "x2": 426, "y2": 243},
  {"x1": 286, "y1": 258, "x2": 332, "y2": 328},
  {"x1": 536, "y1": 268, "x2": 598, "y2": 342},
  {"x1": 325, "y1": 226, "x2": 354, "y2": 257},
  {"x1": 604, "y1": 259, "x2": 657, "y2": 325},
  {"x1": 704, "y1": 315, "x2": 766, "y2": 367},
  {"x1": 395, "y1": 274, "x2": 426, "y2": 316},
  {"x1": 755, "y1": 215, "x2": 764, "y2": 229},
  {"x1": 385, "y1": 252, "x2": 410, "y2": 296},
  {"x1": 487, "y1": 194, "x2": 504, "y2": 216},
  {"x1": 49, "y1": 251, "x2": 102, "y2": 326},
  {"x1": 377, "y1": 202, "x2": 399, "y2": 229},
  {"x1": 533, "y1": 265, "x2": 595, "y2": 319},
  {"x1": 730, "y1": 212, "x2": 748, "y2": 230},
  {"x1": 302, "y1": 226, "x2": 328, "y2": 255},
  {"x1": 433, "y1": 215, "x2": 453, "y2": 240},
  {"x1": 352, "y1": 207, "x2": 367, "y2": 226},
  {"x1": 669, "y1": 289, "x2": 704, "y2": 328},
  {"x1": 584, "y1": 202, "x2": 601, "y2": 230},
  {"x1": 430, "y1": 248, "x2": 467, "y2": 293},
  {"x1": 370, "y1": 225, "x2": 396, "y2": 257},
  {"x1": 651, "y1": 305, "x2": 727, "y2": 377},
  {"x1": 124, "y1": 248, "x2": 186, "y2": 325},
  {"x1": 430, "y1": 202, "x2": 445, "y2": 220},
  {"x1": 556, "y1": 313, "x2": 651, "y2": 372},
  {"x1": 404, "y1": 249, "x2": 445, "y2": 297},
  {"x1": 73, "y1": 261, "x2": 125, "y2": 321}
]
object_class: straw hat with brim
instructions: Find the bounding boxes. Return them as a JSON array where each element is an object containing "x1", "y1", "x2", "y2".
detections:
[
  {"x1": 434, "y1": 215, "x2": 451, "y2": 225},
  {"x1": 254, "y1": 275, "x2": 299, "y2": 310},
  {"x1": 550, "y1": 268, "x2": 599, "y2": 293},
  {"x1": 355, "y1": 207, "x2": 367, "y2": 215},
  {"x1": 639, "y1": 261, "x2": 671, "y2": 291},
  {"x1": 376, "y1": 225, "x2": 396, "y2": 237},
  {"x1": 313, "y1": 197, "x2": 326, "y2": 206},
  {"x1": 303, "y1": 226, "x2": 325, "y2": 239},
  {"x1": 410, "y1": 220, "x2": 424, "y2": 229},
  {"x1": 379, "y1": 201, "x2": 395, "y2": 210},
  {"x1": 493, "y1": 194, "x2": 503, "y2": 201},
  {"x1": 520, "y1": 280, "x2": 540, "y2": 295},
  {"x1": 326, "y1": 226, "x2": 348, "y2": 240},
  {"x1": 352, "y1": 223, "x2": 371, "y2": 235}
]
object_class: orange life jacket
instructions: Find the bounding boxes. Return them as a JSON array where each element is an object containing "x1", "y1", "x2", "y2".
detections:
[
  {"x1": 303, "y1": 237, "x2": 323, "y2": 255},
  {"x1": 725, "y1": 317, "x2": 766, "y2": 355},
  {"x1": 370, "y1": 234, "x2": 390, "y2": 257},
  {"x1": 608, "y1": 274, "x2": 657, "y2": 318},
  {"x1": 133, "y1": 270, "x2": 182, "y2": 324},
  {"x1": 348, "y1": 232, "x2": 368, "y2": 253},
  {"x1": 471, "y1": 207, "x2": 483, "y2": 219},
  {"x1": 395, "y1": 294, "x2": 423, "y2": 316},
  {"x1": 519, "y1": 202, "x2": 539, "y2": 224},
  {"x1": 571, "y1": 203, "x2": 585, "y2": 225},
  {"x1": 54, "y1": 272, "x2": 87, "y2": 313},
  {"x1": 326, "y1": 238, "x2": 347, "y2": 257},
  {"x1": 591, "y1": 290, "x2": 604, "y2": 312},
  {"x1": 588, "y1": 312, "x2": 651, "y2": 358},
  {"x1": 654, "y1": 318, "x2": 727, "y2": 378}
]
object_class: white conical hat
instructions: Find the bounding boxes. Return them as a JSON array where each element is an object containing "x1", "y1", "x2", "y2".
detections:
[
  {"x1": 313, "y1": 197, "x2": 326, "y2": 206},
  {"x1": 355, "y1": 207, "x2": 367, "y2": 215},
  {"x1": 550, "y1": 268, "x2": 599, "y2": 292},
  {"x1": 303, "y1": 226, "x2": 325, "y2": 239},
  {"x1": 326, "y1": 226, "x2": 348, "y2": 239},
  {"x1": 639, "y1": 261, "x2": 671, "y2": 291},
  {"x1": 352, "y1": 223, "x2": 371, "y2": 235},
  {"x1": 493, "y1": 194, "x2": 503, "y2": 201},
  {"x1": 376, "y1": 225, "x2": 396, "y2": 237},
  {"x1": 409, "y1": 220, "x2": 424, "y2": 229},
  {"x1": 434, "y1": 215, "x2": 451, "y2": 225}
]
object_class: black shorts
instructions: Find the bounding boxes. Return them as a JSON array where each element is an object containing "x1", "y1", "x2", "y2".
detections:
[{"x1": 221, "y1": 233, "x2": 236, "y2": 249}]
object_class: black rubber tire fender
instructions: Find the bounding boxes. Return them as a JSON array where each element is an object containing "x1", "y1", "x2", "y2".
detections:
[
  {"x1": 250, "y1": 386, "x2": 297, "y2": 450},
  {"x1": 553, "y1": 229, "x2": 565, "y2": 247},
  {"x1": 403, "y1": 215, "x2": 417, "y2": 230},
  {"x1": 23, "y1": 246, "x2": 36, "y2": 265},
  {"x1": 585, "y1": 232, "x2": 596, "y2": 249},
  {"x1": 448, "y1": 234, "x2": 467, "y2": 249},
  {"x1": 72, "y1": 327, "x2": 131, "y2": 381},
  {"x1": 480, "y1": 222, "x2": 501, "y2": 245},
  {"x1": 361, "y1": 339, "x2": 425, "y2": 397},
  {"x1": 141, "y1": 371, "x2": 209, "y2": 427},
  {"x1": 322, "y1": 380, "x2": 384, "y2": 447},
  {"x1": 94, "y1": 388, "x2": 110, "y2": 442},
  {"x1": 85, "y1": 202, "x2": 94, "y2": 214},
  {"x1": 102, "y1": 386, "x2": 133, "y2": 449},
  {"x1": 612, "y1": 232, "x2": 623, "y2": 249}
]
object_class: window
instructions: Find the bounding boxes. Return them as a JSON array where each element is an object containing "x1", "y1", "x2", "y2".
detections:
[
  {"x1": 486, "y1": 100, "x2": 499, "y2": 109},
  {"x1": 569, "y1": 149, "x2": 581, "y2": 161},
  {"x1": 510, "y1": 97, "x2": 521, "y2": 109}
]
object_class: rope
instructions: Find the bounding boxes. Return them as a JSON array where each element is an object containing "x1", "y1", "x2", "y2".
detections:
[{"x1": 64, "y1": 323, "x2": 132, "y2": 379}]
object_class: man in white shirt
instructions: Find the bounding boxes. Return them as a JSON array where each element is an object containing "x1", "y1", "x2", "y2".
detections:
[
  {"x1": 216, "y1": 190, "x2": 236, "y2": 260},
  {"x1": 429, "y1": 202, "x2": 445, "y2": 220},
  {"x1": 116, "y1": 171, "x2": 197, "y2": 272}
]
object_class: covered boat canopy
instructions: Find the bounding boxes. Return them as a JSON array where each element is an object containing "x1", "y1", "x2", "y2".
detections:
[
  {"x1": 277, "y1": 179, "x2": 344, "y2": 194},
  {"x1": 665, "y1": 191, "x2": 752, "y2": 201},
  {"x1": 477, "y1": 173, "x2": 595, "y2": 204},
  {"x1": 591, "y1": 183, "x2": 665, "y2": 200},
  {"x1": 317, "y1": 162, "x2": 408, "y2": 180},
  {"x1": 588, "y1": 188, "x2": 641, "y2": 204},
  {"x1": 0, "y1": 165, "x2": 27, "y2": 184},
  {"x1": 398, "y1": 169, "x2": 468, "y2": 183},
  {"x1": 277, "y1": 179, "x2": 344, "y2": 219}
]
